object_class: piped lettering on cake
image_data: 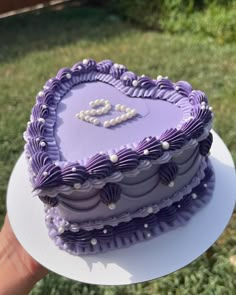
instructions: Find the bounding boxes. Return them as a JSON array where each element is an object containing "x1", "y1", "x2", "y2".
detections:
[{"x1": 75, "y1": 99, "x2": 138, "y2": 128}]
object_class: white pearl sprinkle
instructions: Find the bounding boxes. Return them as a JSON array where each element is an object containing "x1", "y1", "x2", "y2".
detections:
[
  {"x1": 38, "y1": 91, "x2": 44, "y2": 97},
  {"x1": 103, "y1": 121, "x2": 110, "y2": 128},
  {"x1": 120, "y1": 64, "x2": 125, "y2": 69},
  {"x1": 168, "y1": 181, "x2": 175, "y2": 188},
  {"x1": 161, "y1": 141, "x2": 170, "y2": 150},
  {"x1": 78, "y1": 65, "x2": 82, "y2": 70},
  {"x1": 66, "y1": 73, "x2": 71, "y2": 79},
  {"x1": 40, "y1": 141, "x2": 46, "y2": 147},
  {"x1": 157, "y1": 75, "x2": 163, "y2": 80},
  {"x1": 90, "y1": 109, "x2": 97, "y2": 116},
  {"x1": 115, "y1": 117, "x2": 122, "y2": 124},
  {"x1": 120, "y1": 105, "x2": 126, "y2": 112},
  {"x1": 27, "y1": 121, "x2": 31, "y2": 126},
  {"x1": 192, "y1": 193, "x2": 198, "y2": 199},
  {"x1": 125, "y1": 107, "x2": 132, "y2": 113},
  {"x1": 144, "y1": 223, "x2": 149, "y2": 228},
  {"x1": 204, "y1": 183, "x2": 208, "y2": 188},
  {"x1": 97, "y1": 109, "x2": 103, "y2": 115},
  {"x1": 83, "y1": 59, "x2": 88, "y2": 65},
  {"x1": 146, "y1": 232, "x2": 151, "y2": 238},
  {"x1": 90, "y1": 238, "x2": 98, "y2": 245},
  {"x1": 45, "y1": 215, "x2": 52, "y2": 222},
  {"x1": 71, "y1": 167, "x2": 77, "y2": 172},
  {"x1": 114, "y1": 63, "x2": 118, "y2": 68},
  {"x1": 127, "y1": 112, "x2": 133, "y2": 119},
  {"x1": 201, "y1": 105, "x2": 206, "y2": 110},
  {"x1": 123, "y1": 76, "x2": 128, "y2": 81},
  {"x1": 147, "y1": 206, "x2": 153, "y2": 214},
  {"x1": 177, "y1": 204, "x2": 181, "y2": 208},
  {"x1": 141, "y1": 74, "x2": 145, "y2": 77},
  {"x1": 58, "y1": 226, "x2": 65, "y2": 234},
  {"x1": 36, "y1": 137, "x2": 40, "y2": 142},
  {"x1": 43, "y1": 171, "x2": 48, "y2": 177},
  {"x1": 93, "y1": 118, "x2": 100, "y2": 126},
  {"x1": 120, "y1": 114, "x2": 127, "y2": 121},
  {"x1": 175, "y1": 86, "x2": 180, "y2": 91},
  {"x1": 108, "y1": 203, "x2": 116, "y2": 210},
  {"x1": 104, "y1": 100, "x2": 110, "y2": 105},
  {"x1": 38, "y1": 118, "x2": 45, "y2": 124},
  {"x1": 84, "y1": 116, "x2": 90, "y2": 121},
  {"x1": 42, "y1": 104, "x2": 47, "y2": 109},
  {"x1": 115, "y1": 104, "x2": 121, "y2": 111},
  {"x1": 89, "y1": 117, "x2": 94, "y2": 123},
  {"x1": 94, "y1": 99, "x2": 100, "y2": 105},
  {"x1": 130, "y1": 109, "x2": 137, "y2": 116},
  {"x1": 132, "y1": 80, "x2": 138, "y2": 87},
  {"x1": 209, "y1": 106, "x2": 213, "y2": 111},
  {"x1": 144, "y1": 149, "x2": 149, "y2": 155},
  {"x1": 89, "y1": 101, "x2": 95, "y2": 107},
  {"x1": 110, "y1": 154, "x2": 118, "y2": 163},
  {"x1": 103, "y1": 229, "x2": 108, "y2": 234},
  {"x1": 74, "y1": 183, "x2": 81, "y2": 190}
]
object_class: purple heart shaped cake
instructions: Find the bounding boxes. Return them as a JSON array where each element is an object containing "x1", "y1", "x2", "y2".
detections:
[{"x1": 24, "y1": 59, "x2": 215, "y2": 255}]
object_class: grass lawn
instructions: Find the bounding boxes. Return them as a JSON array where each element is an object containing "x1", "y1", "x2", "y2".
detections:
[{"x1": 0, "y1": 5, "x2": 236, "y2": 295}]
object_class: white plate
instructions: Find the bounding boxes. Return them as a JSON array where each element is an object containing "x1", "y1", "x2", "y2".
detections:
[{"x1": 7, "y1": 131, "x2": 236, "y2": 285}]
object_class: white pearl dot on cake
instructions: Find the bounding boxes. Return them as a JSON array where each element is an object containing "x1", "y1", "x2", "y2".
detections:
[
  {"x1": 147, "y1": 206, "x2": 153, "y2": 214},
  {"x1": 115, "y1": 117, "x2": 122, "y2": 124},
  {"x1": 45, "y1": 215, "x2": 52, "y2": 222},
  {"x1": 84, "y1": 116, "x2": 90, "y2": 121},
  {"x1": 27, "y1": 121, "x2": 31, "y2": 126},
  {"x1": 120, "y1": 105, "x2": 126, "y2": 112},
  {"x1": 36, "y1": 137, "x2": 40, "y2": 142},
  {"x1": 40, "y1": 141, "x2": 46, "y2": 147},
  {"x1": 93, "y1": 118, "x2": 100, "y2": 126},
  {"x1": 115, "y1": 104, "x2": 121, "y2": 111},
  {"x1": 144, "y1": 223, "x2": 149, "y2": 228},
  {"x1": 132, "y1": 80, "x2": 138, "y2": 87},
  {"x1": 123, "y1": 76, "x2": 128, "y2": 81},
  {"x1": 70, "y1": 224, "x2": 79, "y2": 232},
  {"x1": 114, "y1": 63, "x2": 118, "y2": 68},
  {"x1": 120, "y1": 114, "x2": 127, "y2": 121},
  {"x1": 146, "y1": 232, "x2": 151, "y2": 238},
  {"x1": 161, "y1": 141, "x2": 170, "y2": 150},
  {"x1": 204, "y1": 183, "x2": 208, "y2": 188},
  {"x1": 209, "y1": 106, "x2": 213, "y2": 111},
  {"x1": 175, "y1": 86, "x2": 180, "y2": 91},
  {"x1": 77, "y1": 65, "x2": 82, "y2": 70},
  {"x1": 83, "y1": 59, "x2": 88, "y2": 65},
  {"x1": 177, "y1": 204, "x2": 181, "y2": 208},
  {"x1": 58, "y1": 226, "x2": 65, "y2": 234},
  {"x1": 90, "y1": 238, "x2": 98, "y2": 246},
  {"x1": 168, "y1": 181, "x2": 175, "y2": 188},
  {"x1": 157, "y1": 75, "x2": 163, "y2": 80},
  {"x1": 42, "y1": 104, "x2": 47, "y2": 109},
  {"x1": 38, "y1": 118, "x2": 45, "y2": 124},
  {"x1": 141, "y1": 74, "x2": 145, "y2": 77},
  {"x1": 201, "y1": 101, "x2": 206, "y2": 106},
  {"x1": 108, "y1": 203, "x2": 116, "y2": 210},
  {"x1": 71, "y1": 167, "x2": 77, "y2": 172},
  {"x1": 66, "y1": 73, "x2": 71, "y2": 79},
  {"x1": 103, "y1": 121, "x2": 110, "y2": 128},
  {"x1": 109, "y1": 119, "x2": 116, "y2": 126},
  {"x1": 110, "y1": 154, "x2": 118, "y2": 163},
  {"x1": 38, "y1": 91, "x2": 44, "y2": 97},
  {"x1": 130, "y1": 109, "x2": 137, "y2": 116},
  {"x1": 144, "y1": 149, "x2": 149, "y2": 156},
  {"x1": 74, "y1": 183, "x2": 81, "y2": 190},
  {"x1": 103, "y1": 229, "x2": 108, "y2": 234},
  {"x1": 43, "y1": 171, "x2": 48, "y2": 177},
  {"x1": 120, "y1": 64, "x2": 125, "y2": 69},
  {"x1": 89, "y1": 101, "x2": 95, "y2": 107},
  {"x1": 192, "y1": 193, "x2": 197, "y2": 199}
]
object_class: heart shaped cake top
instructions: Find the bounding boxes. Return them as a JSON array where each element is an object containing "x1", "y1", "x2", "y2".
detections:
[{"x1": 24, "y1": 59, "x2": 213, "y2": 190}]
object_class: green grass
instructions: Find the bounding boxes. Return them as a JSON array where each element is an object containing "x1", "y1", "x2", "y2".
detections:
[{"x1": 0, "y1": 5, "x2": 236, "y2": 295}]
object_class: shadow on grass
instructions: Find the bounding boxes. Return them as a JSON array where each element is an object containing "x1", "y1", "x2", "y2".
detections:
[{"x1": 0, "y1": 5, "x2": 132, "y2": 64}]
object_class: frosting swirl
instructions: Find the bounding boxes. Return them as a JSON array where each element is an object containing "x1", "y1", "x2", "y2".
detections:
[
  {"x1": 27, "y1": 121, "x2": 45, "y2": 138},
  {"x1": 86, "y1": 154, "x2": 113, "y2": 179},
  {"x1": 199, "y1": 132, "x2": 213, "y2": 156},
  {"x1": 175, "y1": 81, "x2": 192, "y2": 96},
  {"x1": 160, "y1": 128, "x2": 185, "y2": 150},
  {"x1": 31, "y1": 152, "x2": 52, "y2": 174},
  {"x1": 188, "y1": 90, "x2": 208, "y2": 105},
  {"x1": 181, "y1": 118, "x2": 204, "y2": 139},
  {"x1": 100, "y1": 183, "x2": 121, "y2": 206},
  {"x1": 120, "y1": 71, "x2": 137, "y2": 86},
  {"x1": 136, "y1": 136, "x2": 163, "y2": 160},
  {"x1": 96, "y1": 60, "x2": 113, "y2": 74},
  {"x1": 61, "y1": 163, "x2": 88, "y2": 186},
  {"x1": 159, "y1": 162, "x2": 178, "y2": 185},
  {"x1": 114, "y1": 148, "x2": 139, "y2": 172},
  {"x1": 35, "y1": 163, "x2": 62, "y2": 189}
]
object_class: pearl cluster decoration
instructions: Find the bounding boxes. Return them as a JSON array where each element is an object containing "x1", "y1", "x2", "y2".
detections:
[
  {"x1": 75, "y1": 99, "x2": 111, "y2": 126},
  {"x1": 103, "y1": 104, "x2": 137, "y2": 128}
]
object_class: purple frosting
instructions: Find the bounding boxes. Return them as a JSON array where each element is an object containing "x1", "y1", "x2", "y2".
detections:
[
  {"x1": 120, "y1": 71, "x2": 137, "y2": 86},
  {"x1": 136, "y1": 136, "x2": 163, "y2": 160},
  {"x1": 100, "y1": 183, "x2": 121, "y2": 206},
  {"x1": 175, "y1": 81, "x2": 192, "y2": 96},
  {"x1": 35, "y1": 163, "x2": 62, "y2": 189},
  {"x1": 61, "y1": 163, "x2": 88, "y2": 186},
  {"x1": 181, "y1": 119, "x2": 204, "y2": 139},
  {"x1": 39, "y1": 195, "x2": 58, "y2": 207},
  {"x1": 199, "y1": 132, "x2": 213, "y2": 156},
  {"x1": 109, "y1": 64, "x2": 127, "y2": 79},
  {"x1": 138, "y1": 76, "x2": 156, "y2": 89},
  {"x1": 114, "y1": 148, "x2": 139, "y2": 172},
  {"x1": 160, "y1": 128, "x2": 185, "y2": 150},
  {"x1": 24, "y1": 58, "x2": 213, "y2": 191},
  {"x1": 189, "y1": 90, "x2": 208, "y2": 105},
  {"x1": 96, "y1": 60, "x2": 113, "y2": 74},
  {"x1": 159, "y1": 162, "x2": 178, "y2": 185},
  {"x1": 31, "y1": 152, "x2": 52, "y2": 174},
  {"x1": 86, "y1": 154, "x2": 113, "y2": 179}
]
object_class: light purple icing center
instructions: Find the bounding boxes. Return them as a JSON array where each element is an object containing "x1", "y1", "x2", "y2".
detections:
[{"x1": 55, "y1": 82, "x2": 183, "y2": 161}]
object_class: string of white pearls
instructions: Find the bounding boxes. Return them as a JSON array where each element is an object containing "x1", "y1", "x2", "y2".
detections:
[{"x1": 103, "y1": 104, "x2": 137, "y2": 128}]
